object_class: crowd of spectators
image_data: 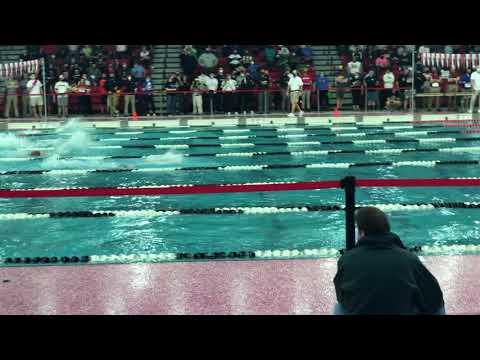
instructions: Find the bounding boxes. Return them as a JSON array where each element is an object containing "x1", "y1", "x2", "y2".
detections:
[
  {"x1": 176, "y1": 45, "x2": 319, "y2": 115},
  {"x1": 3, "y1": 45, "x2": 156, "y2": 118},
  {"x1": 335, "y1": 45, "x2": 480, "y2": 112}
]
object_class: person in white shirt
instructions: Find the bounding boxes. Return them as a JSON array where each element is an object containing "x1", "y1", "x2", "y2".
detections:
[
  {"x1": 206, "y1": 73, "x2": 219, "y2": 113},
  {"x1": 54, "y1": 75, "x2": 70, "y2": 118},
  {"x1": 347, "y1": 58, "x2": 362, "y2": 77},
  {"x1": 287, "y1": 69, "x2": 303, "y2": 117},
  {"x1": 469, "y1": 67, "x2": 480, "y2": 113},
  {"x1": 382, "y1": 69, "x2": 395, "y2": 109},
  {"x1": 26, "y1": 74, "x2": 43, "y2": 118},
  {"x1": 221, "y1": 74, "x2": 237, "y2": 115}
]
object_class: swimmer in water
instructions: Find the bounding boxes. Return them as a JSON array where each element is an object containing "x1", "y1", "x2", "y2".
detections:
[{"x1": 30, "y1": 150, "x2": 41, "y2": 157}]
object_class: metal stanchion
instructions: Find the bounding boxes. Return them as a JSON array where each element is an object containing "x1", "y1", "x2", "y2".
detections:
[
  {"x1": 264, "y1": 90, "x2": 268, "y2": 114},
  {"x1": 341, "y1": 176, "x2": 356, "y2": 251},
  {"x1": 210, "y1": 92, "x2": 214, "y2": 116},
  {"x1": 316, "y1": 89, "x2": 320, "y2": 112}
]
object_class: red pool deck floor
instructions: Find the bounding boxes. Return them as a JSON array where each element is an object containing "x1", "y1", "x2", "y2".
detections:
[{"x1": 0, "y1": 255, "x2": 479, "y2": 315}]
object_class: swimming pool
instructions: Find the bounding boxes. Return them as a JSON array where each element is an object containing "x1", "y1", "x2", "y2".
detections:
[{"x1": 1, "y1": 119, "x2": 480, "y2": 264}]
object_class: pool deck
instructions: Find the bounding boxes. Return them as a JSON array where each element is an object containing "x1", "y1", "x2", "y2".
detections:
[{"x1": 1, "y1": 255, "x2": 479, "y2": 315}]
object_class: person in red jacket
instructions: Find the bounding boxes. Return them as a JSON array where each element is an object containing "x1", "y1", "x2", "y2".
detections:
[{"x1": 300, "y1": 69, "x2": 313, "y2": 111}]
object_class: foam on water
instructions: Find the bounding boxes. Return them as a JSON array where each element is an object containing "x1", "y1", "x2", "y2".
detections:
[{"x1": 145, "y1": 150, "x2": 184, "y2": 165}]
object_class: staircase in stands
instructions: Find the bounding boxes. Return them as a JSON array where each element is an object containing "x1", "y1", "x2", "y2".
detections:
[
  {"x1": 311, "y1": 45, "x2": 352, "y2": 109},
  {"x1": 151, "y1": 45, "x2": 182, "y2": 115},
  {"x1": 0, "y1": 45, "x2": 26, "y2": 95}
]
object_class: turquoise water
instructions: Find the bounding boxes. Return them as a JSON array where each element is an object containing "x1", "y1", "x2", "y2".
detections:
[{"x1": 1, "y1": 121, "x2": 480, "y2": 260}]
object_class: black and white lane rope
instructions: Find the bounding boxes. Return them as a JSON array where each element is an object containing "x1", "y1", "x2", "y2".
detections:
[
  {"x1": 5, "y1": 242, "x2": 480, "y2": 267},
  {"x1": 20, "y1": 136, "x2": 480, "y2": 153},
  {"x1": 3, "y1": 159, "x2": 480, "y2": 176},
  {"x1": 1, "y1": 202, "x2": 479, "y2": 220}
]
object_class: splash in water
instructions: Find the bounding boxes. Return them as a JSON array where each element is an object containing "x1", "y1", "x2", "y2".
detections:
[{"x1": 144, "y1": 150, "x2": 184, "y2": 165}]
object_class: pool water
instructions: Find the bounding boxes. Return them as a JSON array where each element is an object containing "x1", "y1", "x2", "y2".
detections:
[{"x1": 1, "y1": 121, "x2": 480, "y2": 261}]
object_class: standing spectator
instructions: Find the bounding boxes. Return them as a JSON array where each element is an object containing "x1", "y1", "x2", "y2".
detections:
[
  {"x1": 165, "y1": 73, "x2": 179, "y2": 115},
  {"x1": 257, "y1": 68, "x2": 270, "y2": 113},
  {"x1": 222, "y1": 73, "x2": 237, "y2": 115},
  {"x1": 216, "y1": 67, "x2": 225, "y2": 113},
  {"x1": 375, "y1": 54, "x2": 389, "y2": 69},
  {"x1": 123, "y1": 74, "x2": 137, "y2": 116},
  {"x1": 106, "y1": 73, "x2": 120, "y2": 116},
  {"x1": 183, "y1": 45, "x2": 197, "y2": 58},
  {"x1": 363, "y1": 69, "x2": 379, "y2": 111},
  {"x1": 333, "y1": 207, "x2": 445, "y2": 315},
  {"x1": 87, "y1": 63, "x2": 102, "y2": 83},
  {"x1": 77, "y1": 77, "x2": 91, "y2": 115},
  {"x1": 177, "y1": 74, "x2": 191, "y2": 115},
  {"x1": 131, "y1": 62, "x2": 145, "y2": 80},
  {"x1": 191, "y1": 77, "x2": 205, "y2": 115},
  {"x1": 141, "y1": 76, "x2": 156, "y2": 116},
  {"x1": 459, "y1": 69, "x2": 472, "y2": 112},
  {"x1": 414, "y1": 68, "x2": 427, "y2": 110},
  {"x1": 205, "y1": 72, "x2": 219, "y2": 114},
  {"x1": 20, "y1": 73, "x2": 30, "y2": 117},
  {"x1": 469, "y1": 66, "x2": 480, "y2": 113},
  {"x1": 26, "y1": 74, "x2": 43, "y2": 119},
  {"x1": 424, "y1": 68, "x2": 441, "y2": 112},
  {"x1": 287, "y1": 69, "x2": 303, "y2": 117},
  {"x1": 398, "y1": 67, "x2": 412, "y2": 111},
  {"x1": 300, "y1": 69, "x2": 313, "y2": 112},
  {"x1": 347, "y1": 56, "x2": 362, "y2": 77},
  {"x1": 382, "y1": 68, "x2": 395, "y2": 109},
  {"x1": 350, "y1": 74, "x2": 363, "y2": 111},
  {"x1": 236, "y1": 71, "x2": 255, "y2": 114},
  {"x1": 277, "y1": 46, "x2": 290, "y2": 69},
  {"x1": 4, "y1": 75, "x2": 19, "y2": 118},
  {"x1": 335, "y1": 68, "x2": 349, "y2": 110},
  {"x1": 54, "y1": 75, "x2": 70, "y2": 118},
  {"x1": 82, "y1": 45, "x2": 93, "y2": 59},
  {"x1": 279, "y1": 70, "x2": 292, "y2": 112},
  {"x1": 314, "y1": 72, "x2": 330, "y2": 111}
]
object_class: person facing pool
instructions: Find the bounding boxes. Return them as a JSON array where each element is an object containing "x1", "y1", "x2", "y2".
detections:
[{"x1": 333, "y1": 207, "x2": 445, "y2": 315}]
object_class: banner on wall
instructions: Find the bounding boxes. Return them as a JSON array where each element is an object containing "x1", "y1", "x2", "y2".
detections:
[
  {"x1": 0, "y1": 59, "x2": 39, "y2": 79},
  {"x1": 422, "y1": 53, "x2": 480, "y2": 70}
]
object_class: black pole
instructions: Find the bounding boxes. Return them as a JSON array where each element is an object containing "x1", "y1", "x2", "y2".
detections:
[{"x1": 341, "y1": 176, "x2": 356, "y2": 250}]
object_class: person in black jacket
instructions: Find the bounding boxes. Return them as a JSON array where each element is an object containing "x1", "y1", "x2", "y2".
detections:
[
  {"x1": 123, "y1": 74, "x2": 137, "y2": 116},
  {"x1": 333, "y1": 207, "x2": 445, "y2": 315},
  {"x1": 105, "y1": 73, "x2": 120, "y2": 116}
]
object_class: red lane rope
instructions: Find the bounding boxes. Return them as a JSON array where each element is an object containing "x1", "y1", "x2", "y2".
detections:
[
  {"x1": 1, "y1": 178, "x2": 480, "y2": 198},
  {"x1": 357, "y1": 178, "x2": 480, "y2": 187}
]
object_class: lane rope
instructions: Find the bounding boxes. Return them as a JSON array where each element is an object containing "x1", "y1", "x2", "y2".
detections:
[
  {"x1": 1, "y1": 202, "x2": 479, "y2": 220},
  {"x1": 5, "y1": 243, "x2": 480, "y2": 267},
  {"x1": 3, "y1": 159, "x2": 480, "y2": 176}
]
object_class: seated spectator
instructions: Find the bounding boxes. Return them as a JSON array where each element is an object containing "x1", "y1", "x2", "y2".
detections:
[
  {"x1": 241, "y1": 50, "x2": 253, "y2": 68},
  {"x1": 277, "y1": 46, "x2": 290, "y2": 69},
  {"x1": 82, "y1": 45, "x2": 93, "y2": 59},
  {"x1": 264, "y1": 45, "x2": 276, "y2": 66},
  {"x1": 131, "y1": 62, "x2": 145, "y2": 80},
  {"x1": 87, "y1": 63, "x2": 102, "y2": 83},
  {"x1": 180, "y1": 51, "x2": 198, "y2": 76},
  {"x1": 228, "y1": 49, "x2": 242, "y2": 70},
  {"x1": 300, "y1": 45, "x2": 313, "y2": 63},
  {"x1": 139, "y1": 46, "x2": 151, "y2": 66},
  {"x1": 375, "y1": 54, "x2": 389, "y2": 69},
  {"x1": 115, "y1": 45, "x2": 128, "y2": 59},
  {"x1": 198, "y1": 50, "x2": 218, "y2": 72},
  {"x1": 183, "y1": 45, "x2": 197, "y2": 58},
  {"x1": 333, "y1": 207, "x2": 445, "y2": 315}
]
